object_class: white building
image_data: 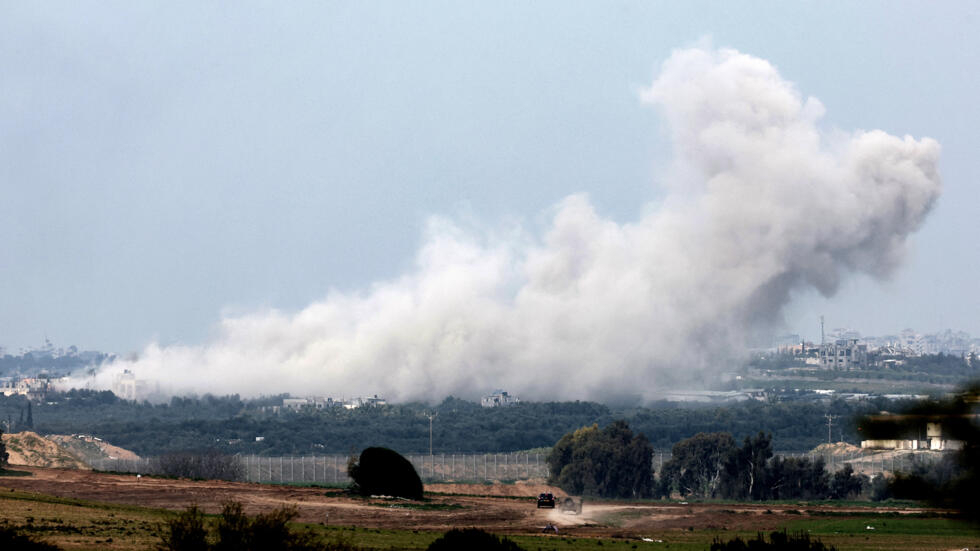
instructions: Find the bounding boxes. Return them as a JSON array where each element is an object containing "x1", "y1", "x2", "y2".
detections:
[
  {"x1": 481, "y1": 390, "x2": 519, "y2": 408},
  {"x1": 819, "y1": 338, "x2": 868, "y2": 370},
  {"x1": 861, "y1": 421, "x2": 964, "y2": 451},
  {"x1": 112, "y1": 370, "x2": 151, "y2": 401}
]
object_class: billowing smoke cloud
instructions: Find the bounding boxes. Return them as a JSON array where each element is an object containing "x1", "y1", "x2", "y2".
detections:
[{"x1": 80, "y1": 46, "x2": 941, "y2": 403}]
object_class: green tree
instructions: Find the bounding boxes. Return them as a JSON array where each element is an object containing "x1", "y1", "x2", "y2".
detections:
[
  {"x1": 766, "y1": 455, "x2": 829, "y2": 500},
  {"x1": 719, "y1": 432, "x2": 773, "y2": 500},
  {"x1": 829, "y1": 464, "x2": 866, "y2": 500},
  {"x1": 547, "y1": 420, "x2": 654, "y2": 498},
  {"x1": 659, "y1": 432, "x2": 736, "y2": 498},
  {"x1": 347, "y1": 447, "x2": 423, "y2": 500}
]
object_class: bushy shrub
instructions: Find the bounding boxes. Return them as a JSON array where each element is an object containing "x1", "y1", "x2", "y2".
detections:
[
  {"x1": 347, "y1": 447, "x2": 423, "y2": 500},
  {"x1": 0, "y1": 525, "x2": 62, "y2": 550},
  {"x1": 829, "y1": 464, "x2": 867, "y2": 499},
  {"x1": 427, "y1": 528, "x2": 524, "y2": 551},
  {"x1": 869, "y1": 474, "x2": 893, "y2": 501},
  {"x1": 710, "y1": 530, "x2": 837, "y2": 551},
  {"x1": 160, "y1": 506, "x2": 209, "y2": 551},
  {"x1": 161, "y1": 502, "x2": 353, "y2": 551}
]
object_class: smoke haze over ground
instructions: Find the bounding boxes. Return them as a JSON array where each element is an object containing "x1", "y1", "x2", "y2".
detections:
[{"x1": 78, "y1": 46, "x2": 941, "y2": 403}]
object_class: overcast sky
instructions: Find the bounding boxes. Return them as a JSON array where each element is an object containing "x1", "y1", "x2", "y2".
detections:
[{"x1": 2, "y1": 2, "x2": 978, "y2": 355}]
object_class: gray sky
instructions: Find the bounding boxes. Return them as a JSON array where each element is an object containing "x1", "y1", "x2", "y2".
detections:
[{"x1": 2, "y1": 2, "x2": 978, "y2": 356}]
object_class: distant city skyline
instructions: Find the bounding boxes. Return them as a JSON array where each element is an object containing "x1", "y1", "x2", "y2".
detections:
[{"x1": 6, "y1": 323, "x2": 978, "y2": 357}]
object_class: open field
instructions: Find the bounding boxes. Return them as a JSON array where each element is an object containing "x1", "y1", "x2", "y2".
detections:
[{"x1": 0, "y1": 467, "x2": 977, "y2": 550}]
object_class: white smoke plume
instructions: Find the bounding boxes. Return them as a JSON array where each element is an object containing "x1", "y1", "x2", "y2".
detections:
[{"x1": 82, "y1": 46, "x2": 941, "y2": 403}]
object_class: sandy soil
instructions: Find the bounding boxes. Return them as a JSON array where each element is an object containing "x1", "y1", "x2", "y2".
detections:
[
  {"x1": 2, "y1": 432, "x2": 90, "y2": 469},
  {"x1": 47, "y1": 434, "x2": 141, "y2": 462},
  {"x1": 0, "y1": 467, "x2": 938, "y2": 538}
]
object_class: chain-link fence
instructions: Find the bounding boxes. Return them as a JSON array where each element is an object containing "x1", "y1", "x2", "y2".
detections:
[
  {"x1": 90, "y1": 449, "x2": 949, "y2": 484},
  {"x1": 92, "y1": 452, "x2": 551, "y2": 484},
  {"x1": 773, "y1": 449, "x2": 945, "y2": 477}
]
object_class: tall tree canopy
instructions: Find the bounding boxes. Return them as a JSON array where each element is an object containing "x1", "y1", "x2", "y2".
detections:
[
  {"x1": 659, "y1": 432, "x2": 736, "y2": 498},
  {"x1": 547, "y1": 420, "x2": 654, "y2": 498}
]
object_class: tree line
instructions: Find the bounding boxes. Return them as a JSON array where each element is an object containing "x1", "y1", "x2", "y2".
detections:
[
  {"x1": 548, "y1": 423, "x2": 865, "y2": 501},
  {"x1": 0, "y1": 390, "x2": 899, "y2": 456}
]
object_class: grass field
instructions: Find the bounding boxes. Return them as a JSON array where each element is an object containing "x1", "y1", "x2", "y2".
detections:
[{"x1": 1, "y1": 488, "x2": 977, "y2": 550}]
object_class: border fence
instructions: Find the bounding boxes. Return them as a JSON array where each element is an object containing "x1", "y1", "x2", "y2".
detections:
[
  {"x1": 90, "y1": 449, "x2": 947, "y2": 485},
  {"x1": 91, "y1": 452, "x2": 551, "y2": 484}
]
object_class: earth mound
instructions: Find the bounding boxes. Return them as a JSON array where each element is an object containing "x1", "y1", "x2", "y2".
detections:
[
  {"x1": 46, "y1": 434, "x2": 140, "y2": 464},
  {"x1": 2, "y1": 431, "x2": 90, "y2": 469},
  {"x1": 811, "y1": 442, "x2": 867, "y2": 456}
]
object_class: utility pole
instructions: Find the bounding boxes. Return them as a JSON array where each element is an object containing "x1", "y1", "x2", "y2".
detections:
[
  {"x1": 824, "y1": 414, "x2": 837, "y2": 444},
  {"x1": 425, "y1": 412, "x2": 437, "y2": 456}
]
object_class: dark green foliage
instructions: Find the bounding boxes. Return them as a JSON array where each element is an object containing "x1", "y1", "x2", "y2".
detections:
[
  {"x1": 718, "y1": 432, "x2": 773, "y2": 500},
  {"x1": 0, "y1": 525, "x2": 62, "y2": 550},
  {"x1": 661, "y1": 431, "x2": 844, "y2": 500},
  {"x1": 161, "y1": 502, "x2": 346, "y2": 551},
  {"x1": 157, "y1": 449, "x2": 244, "y2": 481},
  {"x1": 15, "y1": 393, "x2": 611, "y2": 455},
  {"x1": 426, "y1": 528, "x2": 524, "y2": 551},
  {"x1": 160, "y1": 505, "x2": 209, "y2": 551},
  {"x1": 766, "y1": 456, "x2": 829, "y2": 500},
  {"x1": 348, "y1": 447, "x2": 423, "y2": 500},
  {"x1": 9, "y1": 388, "x2": 898, "y2": 456},
  {"x1": 548, "y1": 420, "x2": 654, "y2": 498},
  {"x1": 829, "y1": 464, "x2": 866, "y2": 499},
  {"x1": 659, "y1": 432, "x2": 736, "y2": 498},
  {"x1": 710, "y1": 530, "x2": 837, "y2": 551},
  {"x1": 869, "y1": 474, "x2": 892, "y2": 501}
]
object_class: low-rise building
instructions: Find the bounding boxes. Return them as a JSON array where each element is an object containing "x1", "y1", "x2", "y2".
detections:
[
  {"x1": 481, "y1": 390, "x2": 519, "y2": 408},
  {"x1": 819, "y1": 338, "x2": 868, "y2": 370}
]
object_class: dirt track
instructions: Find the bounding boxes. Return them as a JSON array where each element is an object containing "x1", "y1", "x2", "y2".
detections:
[{"x1": 0, "y1": 467, "x2": 938, "y2": 538}]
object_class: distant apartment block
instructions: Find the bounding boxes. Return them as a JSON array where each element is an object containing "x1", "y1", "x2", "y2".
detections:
[
  {"x1": 819, "y1": 338, "x2": 868, "y2": 370},
  {"x1": 0, "y1": 376, "x2": 49, "y2": 399},
  {"x1": 481, "y1": 390, "x2": 519, "y2": 408},
  {"x1": 112, "y1": 369, "x2": 151, "y2": 401},
  {"x1": 279, "y1": 394, "x2": 386, "y2": 412}
]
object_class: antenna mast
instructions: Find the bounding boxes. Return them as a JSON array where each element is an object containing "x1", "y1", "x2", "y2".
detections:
[
  {"x1": 425, "y1": 412, "x2": 437, "y2": 456},
  {"x1": 824, "y1": 414, "x2": 837, "y2": 444}
]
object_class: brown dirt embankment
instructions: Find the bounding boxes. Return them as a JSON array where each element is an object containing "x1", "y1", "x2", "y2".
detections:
[
  {"x1": 46, "y1": 434, "x2": 141, "y2": 463},
  {"x1": 2, "y1": 431, "x2": 89, "y2": 469}
]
